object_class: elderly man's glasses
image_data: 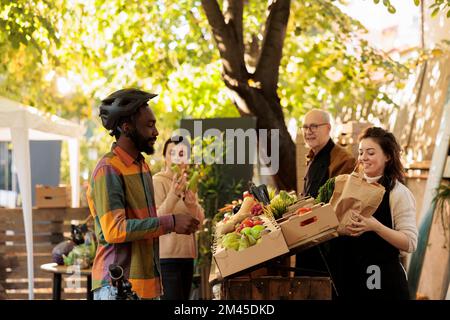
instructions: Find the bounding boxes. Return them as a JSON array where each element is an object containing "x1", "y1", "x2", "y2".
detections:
[{"x1": 301, "y1": 123, "x2": 328, "y2": 132}]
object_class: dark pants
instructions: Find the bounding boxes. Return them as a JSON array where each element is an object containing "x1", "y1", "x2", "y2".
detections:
[
  {"x1": 295, "y1": 246, "x2": 329, "y2": 277},
  {"x1": 160, "y1": 258, "x2": 194, "y2": 300}
]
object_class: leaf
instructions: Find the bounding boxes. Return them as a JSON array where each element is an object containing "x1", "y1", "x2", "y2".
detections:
[
  {"x1": 431, "y1": 7, "x2": 440, "y2": 17},
  {"x1": 413, "y1": 0, "x2": 420, "y2": 6},
  {"x1": 388, "y1": 6, "x2": 396, "y2": 13},
  {"x1": 431, "y1": 48, "x2": 443, "y2": 56},
  {"x1": 447, "y1": 9, "x2": 450, "y2": 18},
  {"x1": 395, "y1": 82, "x2": 406, "y2": 90}
]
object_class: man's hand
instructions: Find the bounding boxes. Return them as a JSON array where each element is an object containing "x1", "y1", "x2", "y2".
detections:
[{"x1": 173, "y1": 214, "x2": 199, "y2": 235}]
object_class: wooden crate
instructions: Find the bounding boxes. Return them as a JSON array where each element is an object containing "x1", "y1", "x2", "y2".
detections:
[
  {"x1": 279, "y1": 203, "x2": 339, "y2": 249},
  {"x1": 213, "y1": 216, "x2": 289, "y2": 278},
  {"x1": 0, "y1": 207, "x2": 91, "y2": 300},
  {"x1": 221, "y1": 276, "x2": 332, "y2": 300},
  {"x1": 35, "y1": 185, "x2": 71, "y2": 208}
]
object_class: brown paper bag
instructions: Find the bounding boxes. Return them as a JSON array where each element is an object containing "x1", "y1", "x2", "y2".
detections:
[{"x1": 329, "y1": 172, "x2": 385, "y2": 227}]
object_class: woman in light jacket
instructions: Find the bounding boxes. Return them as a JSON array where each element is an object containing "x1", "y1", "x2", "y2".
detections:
[
  {"x1": 153, "y1": 136, "x2": 205, "y2": 300},
  {"x1": 332, "y1": 126, "x2": 418, "y2": 300}
]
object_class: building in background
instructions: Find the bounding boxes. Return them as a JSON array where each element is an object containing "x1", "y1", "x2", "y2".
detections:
[{"x1": 0, "y1": 141, "x2": 61, "y2": 207}]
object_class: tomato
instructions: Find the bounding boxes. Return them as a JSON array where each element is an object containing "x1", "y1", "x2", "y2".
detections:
[
  {"x1": 242, "y1": 219, "x2": 254, "y2": 228},
  {"x1": 297, "y1": 207, "x2": 312, "y2": 215}
]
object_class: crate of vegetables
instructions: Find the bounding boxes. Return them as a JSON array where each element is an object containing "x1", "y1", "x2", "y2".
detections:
[
  {"x1": 278, "y1": 202, "x2": 339, "y2": 249},
  {"x1": 282, "y1": 196, "x2": 316, "y2": 218},
  {"x1": 213, "y1": 196, "x2": 289, "y2": 278}
]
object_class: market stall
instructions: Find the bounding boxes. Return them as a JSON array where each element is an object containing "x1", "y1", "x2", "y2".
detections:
[{"x1": 0, "y1": 96, "x2": 85, "y2": 299}]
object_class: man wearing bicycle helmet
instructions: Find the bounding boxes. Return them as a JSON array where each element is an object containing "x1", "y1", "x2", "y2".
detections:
[{"x1": 87, "y1": 88, "x2": 200, "y2": 300}]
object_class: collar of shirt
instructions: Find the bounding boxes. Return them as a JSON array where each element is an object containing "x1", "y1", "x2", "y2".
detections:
[
  {"x1": 306, "y1": 138, "x2": 335, "y2": 163},
  {"x1": 364, "y1": 173, "x2": 383, "y2": 184},
  {"x1": 111, "y1": 143, "x2": 145, "y2": 166}
]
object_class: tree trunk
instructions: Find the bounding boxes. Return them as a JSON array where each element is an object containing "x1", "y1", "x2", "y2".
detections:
[{"x1": 201, "y1": 0, "x2": 296, "y2": 190}]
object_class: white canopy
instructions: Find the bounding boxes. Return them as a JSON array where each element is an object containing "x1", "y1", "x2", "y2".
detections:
[{"x1": 0, "y1": 96, "x2": 85, "y2": 299}]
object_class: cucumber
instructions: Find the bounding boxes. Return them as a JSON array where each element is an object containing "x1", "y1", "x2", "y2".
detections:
[{"x1": 187, "y1": 171, "x2": 200, "y2": 192}]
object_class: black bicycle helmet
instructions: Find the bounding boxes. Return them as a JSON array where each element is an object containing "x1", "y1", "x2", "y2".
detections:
[{"x1": 99, "y1": 88, "x2": 157, "y2": 132}]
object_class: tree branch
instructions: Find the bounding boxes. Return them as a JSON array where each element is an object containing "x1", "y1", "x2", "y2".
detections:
[
  {"x1": 245, "y1": 34, "x2": 260, "y2": 72},
  {"x1": 201, "y1": 0, "x2": 246, "y2": 80},
  {"x1": 223, "y1": 0, "x2": 244, "y2": 58},
  {"x1": 200, "y1": 0, "x2": 228, "y2": 43},
  {"x1": 253, "y1": 0, "x2": 291, "y2": 97}
]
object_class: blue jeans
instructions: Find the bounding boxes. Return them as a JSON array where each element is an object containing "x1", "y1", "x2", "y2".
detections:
[
  {"x1": 93, "y1": 285, "x2": 160, "y2": 300},
  {"x1": 93, "y1": 285, "x2": 117, "y2": 300}
]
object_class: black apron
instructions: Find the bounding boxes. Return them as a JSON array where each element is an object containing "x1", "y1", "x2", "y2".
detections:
[{"x1": 331, "y1": 179, "x2": 410, "y2": 300}]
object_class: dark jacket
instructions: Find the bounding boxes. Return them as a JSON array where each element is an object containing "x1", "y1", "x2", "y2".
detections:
[
  {"x1": 303, "y1": 138, "x2": 356, "y2": 198},
  {"x1": 296, "y1": 138, "x2": 356, "y2": 278}
]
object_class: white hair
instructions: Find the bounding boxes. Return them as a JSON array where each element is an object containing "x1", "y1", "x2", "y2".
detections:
[{"x1": 305, "y1": 109, "x2": 332, "y2": 124}]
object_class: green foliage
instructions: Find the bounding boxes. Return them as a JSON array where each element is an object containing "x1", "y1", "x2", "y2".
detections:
[
  {"x1": 0, "y1": 0, "x2": 421, "y2": 187},
  {"x1": 63, "y1": 242, "x2": 96, "y2": 267},
  {"x1": 380, "y1": 0, "x2": 450, "y2": 18},
  {"x1": 432, "y1": 183, "x2": 450, "y2": 248},
  {"x1": 372, "y1": 0, "x2": 396, "y2": 14},
  {"x1": 2, "y1": 0, "x2": 438, "y2": 276},
  {"x1": 165, "y1": 61, "x2": 239, "y2": 119},
  {"x1": 316, "y1": 177, "x2": 336, "y2": 204},
  {"x1": 279, "y1": 0, "x2": 408, "y2": 121},
  {"x1": 269, "y1": 190, "x2": 297, "y2": 219},
  {"x1": 192, "y1": 135, "x2": 244, "y2": 219},
  {"x1": 428, "y1": 0, "x2": 450, "y2": 18},
  {"x1": 191, "y1": 134, "x2": 244, "y2": 268}
]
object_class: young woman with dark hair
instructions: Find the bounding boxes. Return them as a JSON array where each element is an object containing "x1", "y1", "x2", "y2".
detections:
[
  {"x1": 332, "y1": 126, "x2": 418, "y2": 300},
  {"x1": 153, "y1": 136, "x2": 204, "y2": 300}
]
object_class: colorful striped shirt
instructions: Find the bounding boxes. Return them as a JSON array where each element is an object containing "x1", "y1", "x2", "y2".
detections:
[{"x1": 86, "y1": 144, "x2": 174, "y2": 299}]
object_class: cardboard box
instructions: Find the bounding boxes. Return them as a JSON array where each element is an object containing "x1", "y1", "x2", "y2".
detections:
[
  {"x1": 35, "y1": 185, "x2": 71, "y2": 208},
  {"x1": 278, "y1": 203, "x2": 339, "y2": 249},
  {"x1": 282, "y1": 197, "x2": 315, "y2": 219},
  {"x1": 289, "y1": 228, "x2": 339, "y2": 253},
  {"x1": 213, "y1": 217, "x2": 289, "y2": 278}
]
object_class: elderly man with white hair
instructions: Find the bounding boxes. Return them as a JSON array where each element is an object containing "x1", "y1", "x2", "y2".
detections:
[
  {"x1": 300, "y1": 109, "x2": 355, "y2": 198},
  {"x1": 295, "y1": 109, "x2": 356, "y2": 287}
]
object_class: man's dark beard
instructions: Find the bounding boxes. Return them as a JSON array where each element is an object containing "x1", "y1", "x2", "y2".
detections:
[{"x1": 127, "y1": 128, "x2": 155, "y2": 155}]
